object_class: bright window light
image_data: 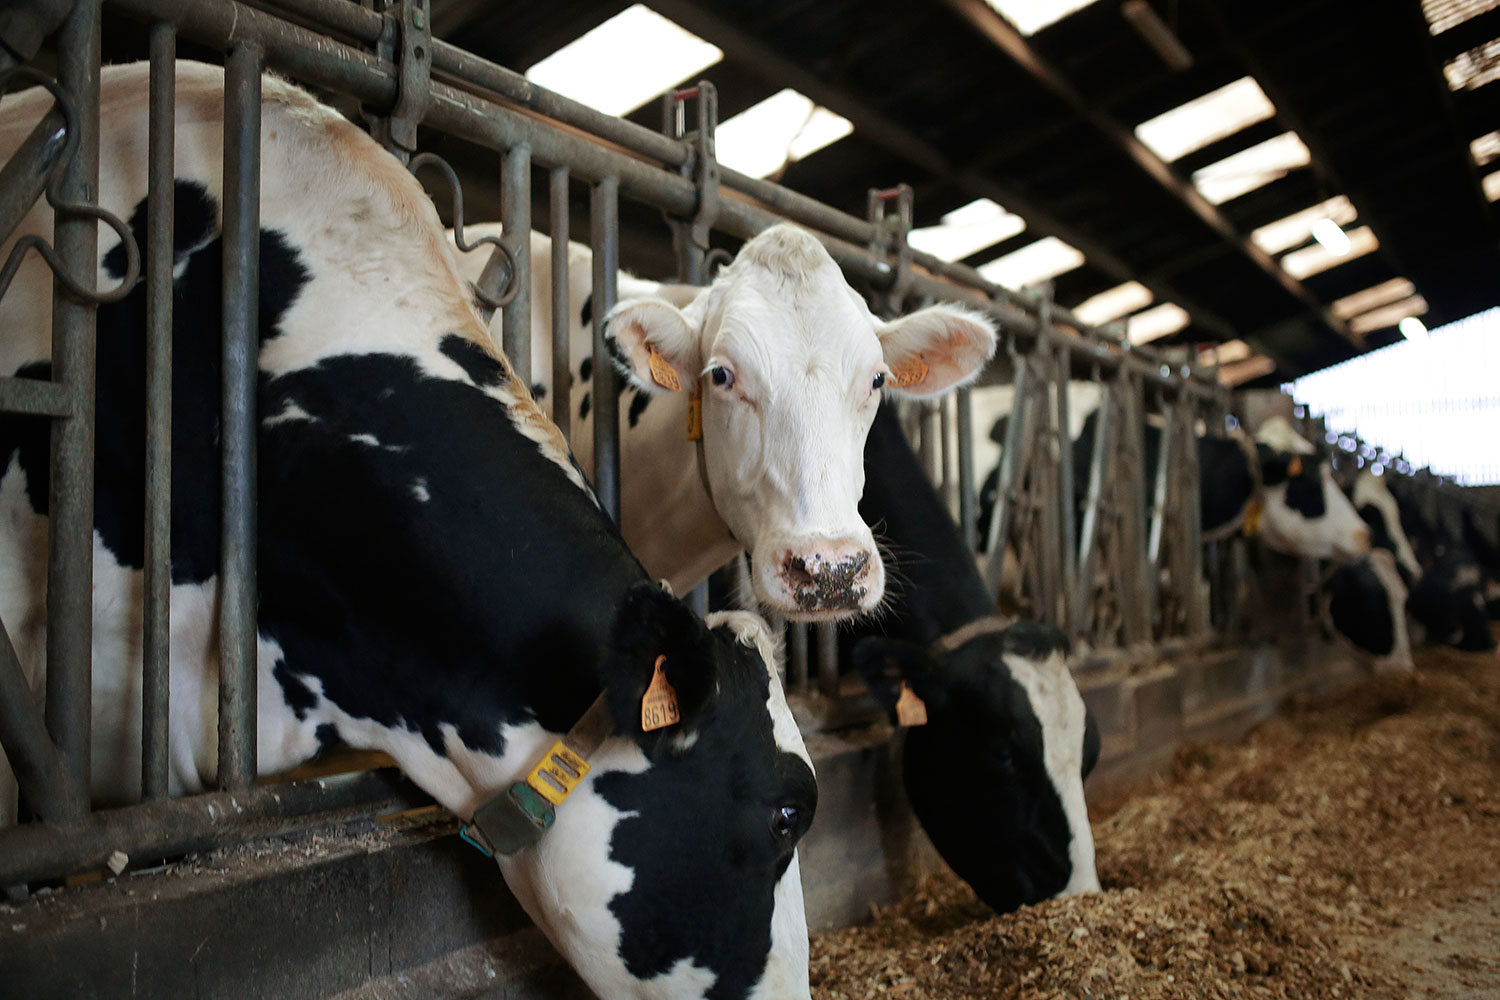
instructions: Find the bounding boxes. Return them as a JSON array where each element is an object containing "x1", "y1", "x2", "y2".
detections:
[
  {"x1": 1331, "y1": 277, "x2": 1416, "y2": 320},
  {"x1": 1071, "y1": 281, "x2": 1153, "y2": 325},
  {"x1": 1250, "y1": 196, "x2": 1357, "y2": 255},
  {"x1": 1290, "y1": 306, "x2": 1500, "y2": 485},
  {"x1": 1485, "y1": 170, "x2": 1500, "y2": 201},
  {"x1": 1423, "y1": 0, "x2": 1500, "y2": 35},
  {"x1": 1134, "y1": 77, "x2": 1275, "y2": 163},
  {"x1": 1310, "y1": 218, "x2": 1352, "y2": 256},
  {"x1": 976, "y1": 236, "x2": 1085, "y2": 290},
  {"x1": 1280, "y1": 225, "x2": 1378, "y2": 279},
  {"x1": 1127, "y1": 302, "x2": 1191, "y2": 344},
  {"x1": 1471, "y1": 130, "x2": 1500, "y2": 167},
  {"x1": 525, "y1": 5, "x2": 723, "y2": 117},
  {"x1": 1191, "y1": 132, "x2": 1311, "y2": 205},
  {"x1": 982, "y1": 0, "x2": 1103, "y2": 35},
  {"x1": 908, "y1": 199, "x2": 1027, "y2": 262},
  {"x1": 1348, "y1": 296, "x2": 1429, "y2": 336},
  {"x1": 715, "y1": 89, "x2": 853, "y2": 179},
  {"x1": 1444, "y1": 38, "x2": 1500, "y2": 91}
]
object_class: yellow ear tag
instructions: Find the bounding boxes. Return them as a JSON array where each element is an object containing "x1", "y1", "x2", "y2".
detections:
[
  {"x1": 686, "y1": 391, "x2": 703, "y2": 442},
  {"x1": 888, "y1": 356, "x2": 929, "y2": 389},
  {"x1": 1287, "y1": 455, "x2": 1303, "y2": 477},
  {"x1": 641, "y1": 654, "x2": 682, "y2": 732},
  {"x1": 895, "y1": 682, "x2": 928, "y2": 727},
  {"x1": 1242, "y1": 497, "x2": 1264, "y2": 537},
  {"x1": 648, "y1": 346, "x2": 683, "y2": 392}
]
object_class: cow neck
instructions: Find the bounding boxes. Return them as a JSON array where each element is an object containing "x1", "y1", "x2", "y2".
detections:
[{"x1": 859, "y1": 403, "x2": 998, "y2": 643}]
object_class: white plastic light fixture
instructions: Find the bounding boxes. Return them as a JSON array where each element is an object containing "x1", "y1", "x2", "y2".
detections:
[
  {"x1": 1399, "y1": 316, "x2": 1428, "y2": 340},
  {"x1": 525, "y1": 5, "x2": 723, "y2": 117},
  {"x1": 1310, "y1": 218, "x2": 1352, "y2": 256},
  {"x1": 715, "y1": 89, "x2": 854, "y2": 179}
]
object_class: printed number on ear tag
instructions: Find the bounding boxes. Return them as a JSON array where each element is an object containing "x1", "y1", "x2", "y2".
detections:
[
  {"x1": 888, "y1": 356, "x2": 929, "y2": 389},
  {"x1": 895, "y1": 682, "x2": 928, "y2": 727},
  {"x1": 641, "y1": 654, "x2": 682, "y2": 732},
  {"x1": 648, "y1": 346, "x2": 683, "y2": 392},
  {"x1": 686, "y1": 393, "x2": 703, "y2": 442}
]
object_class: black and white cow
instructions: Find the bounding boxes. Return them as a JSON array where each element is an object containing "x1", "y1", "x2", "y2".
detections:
[
  {"x1": 1324, "y1": 549, "x2": 1414, "y2": 670},
  {"x1": 1380, "y1": 476, "x2": 1495, "y2": 652},
  {"x1": 454, "y1": 227, "x2": 998, "y2": 618},
  {"x1": 0, "y1": 62, "x2": 816, "y2": 999},
  {"x1": 849, "y1": 403, "x2": 1100, "y2": 913}
]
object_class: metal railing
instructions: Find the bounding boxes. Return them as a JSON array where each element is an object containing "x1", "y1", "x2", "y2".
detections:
[{"x1": 0, "y1": 0, "x2": 1240, "y2": 887}]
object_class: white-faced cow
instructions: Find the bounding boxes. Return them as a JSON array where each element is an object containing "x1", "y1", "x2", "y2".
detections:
[
  {"x1": 850, "y1": 403, "x2": 1100, "y2": 913},
  {"x1": 0, "y1": 62, "x2": 817, "y2": 1000},
  {"x1": 453, "y1": 227, "x2": 998, "y2": 619}
]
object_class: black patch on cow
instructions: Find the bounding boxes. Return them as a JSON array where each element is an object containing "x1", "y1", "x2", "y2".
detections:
[
  {"x1": 1283, "y1": 466, "x2": 1327, "y2": 519},
  {"x1": 531, "y1": 382, "x2": 546, "y2": 402},
  {"x1": 579, "y1": 356, "x2": 593, "y2": 383},
  {"x1": 1359, "y1": 503, "x2": 1397, "y2": 556},
  {"x1": 627, "y1": 389, "x2": 651, "y2": 428},
  {"x1": 1197, "y1": 436, "x2": 1257, "y2": 534},
  {"x1": 438, "y1": 334, "x2": 507, "y2": 388},
  {"x1": 580, "y1": 294, "x2": 592, "y2": 328},
  {"x1": 315, "y1": 723, "x2": 340, "y2": 752},
  {"x1": 102, "y1": 180, "x2": 216, "y2": 280},
  {"x1": 999, "y1": 620, "x2": 1070, "y2": 662},
  {"x1": 579, "y1": 391, "x2": 591, "y2": 421},
  {"x1": 1326, "y1": 558, "x2": 1396, "y2": 656},
  {"x1": 595, "y1": 616, "x2": 816, "y2": 1000},
  {"x1": 0, "y1": 363, "x2": 53, "y2": 516},
  {"x1": 273, "y1": 661, "x2": 321, "y2": 720}
]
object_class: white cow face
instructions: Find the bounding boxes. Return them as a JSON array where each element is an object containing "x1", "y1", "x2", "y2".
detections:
[
  {"x1": 1255, "y1": 418, "x2": 1370, "y2": 562},
  {"x1": 606, "y1": 225, "x2": 995, "y2": 619},
  {"x1": 499, "y1": 586, "x2": 816, "y2": 1000}
]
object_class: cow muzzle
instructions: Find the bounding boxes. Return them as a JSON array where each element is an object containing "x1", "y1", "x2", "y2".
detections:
[{"x1": 754, "y1": 535, "x2": 883, "y2": 620}]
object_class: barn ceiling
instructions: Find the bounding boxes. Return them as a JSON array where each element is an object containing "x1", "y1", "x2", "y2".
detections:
[{"x1": 420, "y1": 0, "x2": 1500, "y2": 385}]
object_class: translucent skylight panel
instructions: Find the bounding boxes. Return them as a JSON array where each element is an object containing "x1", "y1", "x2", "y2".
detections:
[
  {"x1": 982, "y1": 0, "x2": 1103, "y2": 36},
  {"x1": 1423, "y1": 0, "x2": 1500, "y2": 35},
  {"x1": 1280, "y1": 226, "x2": 1378, "y2": 279},
  {"x1": 975, "y1": 236, "x2": 1085, "y2": 290},
  {"x1": 1071, "y1": 281, "x2": 1154, "y2": 325},
  {"x1": 907, "y1": 199, "x2": 1027, "y2": 262},
  {"x1": 1250, "y1": 196, "x2": 1357, "y2": 255},
  {"x1": 1220, "y1": 355, "x2": 1276, "y2": 387},
  {"x1": 1471, "y1": 130, "x2": 1500, "y2": 166},
  {"x1": 1289, "y1": 306, "x2": 1500, "y2": 484},
  {"x1": 1191, "y1": 132, "x2": 1311, "y2": 205},
  {"x1": 1347, "y1": 295, "x2": 1429, "y2": 336},
  {"x1": 1444, "y1": 38, "x2": 1500, "y2": 90},
  {"x1": 1485, "y1": 170, "x2": 1500, "y2": 201},
  {"x1": 1134, "y1": 77, "x2": 1276, "y2": 163},
  {"x1": 1331, "y1": 278, "x2": 1417, "y2": 321},
  {"x1": 1126, "y1": 302, "x2": 1191, "y2": 344},
  {"x1": 525, "y1": 5, "x2": 723, "y2": 117},
  {"x1": 1198, "y1": 339, "x2": 1253, "y2": 367},
  {"x1": 715, "y1": 89, "x2": 854, "y2": 179}
]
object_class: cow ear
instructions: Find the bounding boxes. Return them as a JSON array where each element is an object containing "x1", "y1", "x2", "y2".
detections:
[
  {"x1": 604, "y1": 296, "x2": 702, "y2": 395},
  {"x1": 602, "y1": 582, "x2": 717, "y2": 749},
  {"x1": 876, "y1": 304, "x2": 996, "y2": 399},
  {"x1": 851, "y1": 636, "x2": 943, "y2": 722}
]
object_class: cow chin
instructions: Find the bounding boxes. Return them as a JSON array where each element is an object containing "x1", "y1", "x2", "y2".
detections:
[{"x1": 750, "y1": 533, "x2": 885, "y2": 621}]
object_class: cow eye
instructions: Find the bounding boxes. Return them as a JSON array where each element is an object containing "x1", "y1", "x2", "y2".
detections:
[
  {"x1": 710, "y1": 366, "x2": 735, "y2": 389},
  {"x1": 771, "y1": 804, "x2": 801, "y2": 839},
  {"x1": 871, "y1": 372, "x2": 886, "y2": 391}
]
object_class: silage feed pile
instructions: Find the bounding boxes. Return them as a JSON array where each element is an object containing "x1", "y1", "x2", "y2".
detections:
[{"x1": 811, "y1": 643, "x2": 1500, "y2": 999}]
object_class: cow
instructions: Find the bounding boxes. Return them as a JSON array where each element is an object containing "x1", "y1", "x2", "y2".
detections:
[
  {"x1": 0, "y1": 62, "x2": 817, "y2": 1000},
  {"x1": 848, "y1": 402, "x2": 1100, "y2": 913},
  {"x1": 452, "y1": 227, "x2": 998, "y2": 619},
  {"x1": 1324, "y1": 549, "x2": 1414, "y2": 671},
  {"x1": 1381, "y1": 476, "x2": 1495, "y2": 652}
]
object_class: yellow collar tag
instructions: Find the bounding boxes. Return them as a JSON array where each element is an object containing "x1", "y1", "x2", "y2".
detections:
[
  {"x1": 641, "y1": 655, "x2": 682, "y2": 732},
  {"x1": 888, "y1": 355, "x2": 929, "y2": 389},
  {"x1": 1287, "y1": 455, "x2": 1303, "y2": 477},
  {"x1": 686, "y1": 391, "x2": 703, "y2": 442},
  {"x1": 1243, "y1": 497, "x2": 1264, "y2": 537},
  {"x1": 648, "y1": 346, "x2": 683, "y2": 392},
  {"x1": 525, "y1": 740, "x2": 592, "y2": 806},
  {"x1": 895, "y1": 682, "x2": 928, "y2": 727}
]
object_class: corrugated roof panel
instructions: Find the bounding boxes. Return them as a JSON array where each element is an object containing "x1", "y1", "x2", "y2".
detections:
[
  {"x1": 1422, "y1": 0, "x2": 1500, "y2": 35},
  {"x1": 1191, "y1": 132, "x2": 1311, "y2": 205},
  {"x1": 1134, "y1": 76, "x2": 1276, "y2": 163},
  {"x1": 1444, "y1": 37, "x2": 1500, "y2": 90}
]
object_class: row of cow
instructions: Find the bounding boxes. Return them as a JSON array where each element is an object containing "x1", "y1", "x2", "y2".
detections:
[{"x1": 0, "y1": 62, "x2": 1106, "y2": 1000}]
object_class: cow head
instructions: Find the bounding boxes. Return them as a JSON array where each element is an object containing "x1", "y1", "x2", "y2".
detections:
[
  {"x1": 498, "y1": 584, "x2": 816, "y2": 999},
  {"x1": 852, "y1": 621, "x2": 1100, "y2": 914},
  {"x1": 1254, "y1": 417, "x2": 1370, "y2": 561},
  {"x1": 605, "y1": 224, "x2": 995, "y2": 620}
]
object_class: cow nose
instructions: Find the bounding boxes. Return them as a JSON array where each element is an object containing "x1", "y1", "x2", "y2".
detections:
[{"x1": 759, "y1": 536, "x2": 879, "y2": 616}]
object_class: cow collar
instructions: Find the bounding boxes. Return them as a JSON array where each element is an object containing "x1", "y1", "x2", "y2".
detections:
[
  {"x1": 933, "y1": 614, "x2": 1015, "y2": 654},
  {"x1": 460, "y1": 694, "x2": 613, "y2": 857},
  {"x1": 687, "y1": 379, "x2": 740, "y2": 546}
]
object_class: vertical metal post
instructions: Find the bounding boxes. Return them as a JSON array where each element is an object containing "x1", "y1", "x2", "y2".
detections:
[
  {"x1": 219, "y1": 43, "x2": 262, "y2": 792},
  {"x1": 1074, "y1": 379, "x2": 1113, "y2": 637},
  {"x1": 1182, "y1": 395, "x2": 1207, "y2": 635},
  {"x1": 45, "y1": 0, "x2": 101, "y2": 816},
  {"x1": 549, "y1": 166, "x2": 570, "y2": 438},
  {"x1": 500, "y1": 143, "x2": 532, "y2": 388},
  {"x1": 590, "y1": 176, "x2": 620, "y2": 522},
  {"x1": 1146, "y1": 395, "x2": 1174, "y2": 626},
  {"x1": 1054, "y1": 345, "x2": 1076, "y2": 631},
  {"x1": 142, "y1": 23, "x2": 176, "y2": 800},
  {"x1": 984, "y1": 353, "x2": 1030, "y2": 593},
  {"x1": 787, "y1": 622, "x2": 809, "y2": 694},
  {"x1": 956, "y1": 386, "x2": 976, "y2": 552},
  {"x1": 816, "y1": 624, "x2": 839, "y2": 698}
]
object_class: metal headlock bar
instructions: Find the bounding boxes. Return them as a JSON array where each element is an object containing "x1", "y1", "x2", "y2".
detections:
[{"x1": 0, "y1": 0, "x2": 1486, "y2": 890}]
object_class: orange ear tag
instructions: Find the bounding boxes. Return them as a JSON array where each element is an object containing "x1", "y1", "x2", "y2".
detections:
[
  {"x1": 686, "y1": 391, "x2": 703, "y2": 442},
  {"x1": 641, "y1": 654, "x2": 682, "y2": 732},
  {"x1": 895, "y1": 682, "x2": 928, "y2": 727},
  {"x1": 648, "y1": 346, "x2": 683, "y2": 392},
  {"x1": 888, "y1": 356, "x2": 929, "y2": 389},
  {"x1": 1287, "y1": 455, "x2": 1303, "y2": 477}
]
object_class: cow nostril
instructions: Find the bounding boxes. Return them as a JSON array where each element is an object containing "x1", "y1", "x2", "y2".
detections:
[{"x1": 783, "y1": 556, "x2": 815, "y2": 590}]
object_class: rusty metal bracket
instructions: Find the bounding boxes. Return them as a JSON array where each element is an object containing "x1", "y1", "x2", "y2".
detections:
[
  {"x1": 865, "y1": 184, "x2": 913, "y2": 317},
  {"x1": 0, "y1": 66, "x2": 138, "y2": 309},
  {"x1": 408, "y1": 151, "x2": 516, "y2": 315},
  {"x1": 660, "y1": 82, "x2": 720, "y2": 284},
  {"x1": 366, "y1": 0, "x2": 430, "y2": 161}
]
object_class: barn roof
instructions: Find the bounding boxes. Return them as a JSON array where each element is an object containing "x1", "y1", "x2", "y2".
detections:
[{"x1": 430, "y1": 0, "x2": 1500, "y2": 385}]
